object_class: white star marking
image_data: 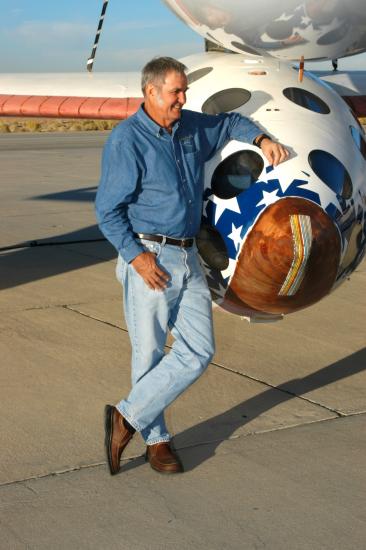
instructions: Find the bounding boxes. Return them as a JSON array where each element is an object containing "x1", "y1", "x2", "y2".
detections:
[
  {"x1": 301, "y1": 15, "x2": 312, "y2": 25},
  {"x1": 214, "y1": 282, "x2": 227, "y2": 297},
  {"x1": 298, "y1": 179, "x2": 341, "y2": 212},
  {"x1": 276, "y1": 177, "x2": 297, "y2": 193},
  {"x1": 276, "y1": 12, "x2": 295, "y2": 22},
  {"x1": 210, "y1": 195, "x2": 241, "y2": 224},
  {"x1": 200, "y1": 260, "x2": 211, "y2": 276},
  {"x1": 221, "y1": 258, "x2": 237, "y2": 281},
  {"x1": 227, "y1": 223, "x2": 243, "y2": 252},
  {"x1": 256, "y1": 189, "x2": 280, "y2": 208},
  {"x1": 202, "y1": 195, "x2": 211, "y2": 217}
]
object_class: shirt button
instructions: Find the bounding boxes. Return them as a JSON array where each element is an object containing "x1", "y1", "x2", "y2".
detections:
[
  {"x1": 188, "y1": 199, "x2": 192, "y2": 204},
  {"x1": 177, "y1": 160, "x2": 180, "y2": 164}
]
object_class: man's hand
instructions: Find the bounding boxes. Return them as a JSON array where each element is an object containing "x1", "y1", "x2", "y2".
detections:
[
  {"x1": 257, "y1": 136, "x2": 289, "y2": 167},
  {"x1": 131, "y1": 251, "x2": 170, "y2": 291}
]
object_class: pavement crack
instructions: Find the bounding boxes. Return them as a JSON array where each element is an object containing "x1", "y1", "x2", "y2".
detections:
[
  {"x1": 23, "y1": 303, "x2": 91, "y2": 312},
  {"x1": 1, "y1": 413, "x2": 364, "y2": 489},
  {"x1": 23, "y1": 483, "x2": 39, "y2": 496},
  {"x1": 209, "y1": 360, "x2": 344, "y2": 417},
  {"x1": 63, "y1": 306, "x2": 346, "y2": 418},
  {"x1": 62, "y1": 305, "x2": 126, "y2": 332},
  {"x1": 0, "y1": 461, "x2": 106, "y2": 489}
]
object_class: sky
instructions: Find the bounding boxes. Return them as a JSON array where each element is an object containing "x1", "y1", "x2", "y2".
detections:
[
  {"x1": 0, "y1": 0, "x2": 202, "y2": 72},
  {"x1": 1, "y1": 0, "x2": 365, "y2": 73}
]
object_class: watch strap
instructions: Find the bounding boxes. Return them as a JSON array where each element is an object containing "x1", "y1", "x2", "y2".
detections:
[{"x1": 254, "y1": 134, "x2": 271, "y2": 148}]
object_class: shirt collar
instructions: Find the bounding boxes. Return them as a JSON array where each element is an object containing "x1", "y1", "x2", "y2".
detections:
[{"x1": 135, "y1": 103, "x2": 181, "y2": 137}]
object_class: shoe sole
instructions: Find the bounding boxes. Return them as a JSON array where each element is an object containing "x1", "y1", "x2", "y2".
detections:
[{"x1": 104, "y1": 404, "x2": 119, "y2": 476}]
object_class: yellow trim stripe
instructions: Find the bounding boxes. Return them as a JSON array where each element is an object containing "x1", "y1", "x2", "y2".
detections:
[{"x1": 279, "y1": 215, "x2": 312, "y2": 296}]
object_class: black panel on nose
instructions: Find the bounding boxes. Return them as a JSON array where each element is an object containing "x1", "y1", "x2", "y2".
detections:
[
  {"x1": 212, "y1": 150, "x2": 264, "y2": 199},
  {"x1": 196, "y1": 223, "x2": 229, "y2": 271},
  {"x1": 187, "y1": 67, "x2": 213, "y2": 85},
  {"x1": 308, "y1": 149, "x2": 353, "y2": 199},
  {"x1": 283, "y1": 87, "x2": 330, "y2": 114},
  {"x1": 202, "y1": 88, "x2": 251, "y2": 115}
]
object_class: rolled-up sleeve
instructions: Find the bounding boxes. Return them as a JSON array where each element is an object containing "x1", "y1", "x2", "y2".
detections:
[{"x1": 95, "y1": 137, "x2": 143, "y2": 263}]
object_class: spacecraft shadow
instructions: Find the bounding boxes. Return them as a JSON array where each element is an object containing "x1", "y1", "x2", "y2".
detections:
[
  {"x1": 177, "y1": 347, "x2": 366, "y2": 472},
  {"x1": 118, "y1": 348, "x2": 366, "y2": 474}
]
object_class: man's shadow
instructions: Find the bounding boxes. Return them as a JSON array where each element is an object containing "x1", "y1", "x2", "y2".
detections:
[{"x1": 120, "y1": 347, "x2": 366, "y2": 473}]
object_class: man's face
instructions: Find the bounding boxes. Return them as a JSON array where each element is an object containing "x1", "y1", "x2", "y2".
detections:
[{"x1": 148, "y1": 70, "x2": 188, "y2": 127}]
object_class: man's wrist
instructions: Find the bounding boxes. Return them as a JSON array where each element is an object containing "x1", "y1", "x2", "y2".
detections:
[
  {"x1": 120, "y1": 240, "x2": 144, "y2": 264},
  {"x1": 254, "y1": 133, "x2": 271, "y2": 148}
]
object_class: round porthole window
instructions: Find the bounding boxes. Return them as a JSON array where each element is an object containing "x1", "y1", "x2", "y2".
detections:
[
  {"x1": 212, "y1": 150, "x2": 264, "y2": 199},
  {"x1": 187, "y1": 67, "x2": 213, "y2": 85},
  {"x1": 308, "y1": 149, "x2": 353, "y2": 199},
  {"x1": 202, "y1": 88, "x2": 251, "y2": 115},
  {"x1": 350, "y1": 126, "x2": 366, "y2": 160},
  {"x1": 283, "y1": 87, "x2": 330, "y2": 114},
  {"x1": 196, "y1": 224, "x2": 229, "y2": 270}
]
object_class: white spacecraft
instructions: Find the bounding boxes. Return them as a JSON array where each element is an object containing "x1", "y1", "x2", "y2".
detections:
[{"x1": 1, "y1": 0, "x2": 366, "y2": 321}]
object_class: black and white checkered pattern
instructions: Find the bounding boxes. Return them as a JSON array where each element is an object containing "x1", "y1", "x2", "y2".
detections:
[{"x1": 87, "y1": 0, "x2": 109, "y2": 72}]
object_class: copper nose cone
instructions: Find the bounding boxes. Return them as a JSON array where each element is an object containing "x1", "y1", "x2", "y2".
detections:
[{"x1": 229, "y1": 197, "x2": 341, "y2": 314}]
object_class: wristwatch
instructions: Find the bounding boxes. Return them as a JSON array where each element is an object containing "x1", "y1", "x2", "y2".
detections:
[{"x1": 254, "y1": 134, "x2": 271, "y2": 148}]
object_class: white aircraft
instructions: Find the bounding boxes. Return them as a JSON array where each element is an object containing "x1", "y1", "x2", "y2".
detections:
[{"x1": 1, "y1": 0, "x2": 366, "y2": 321}]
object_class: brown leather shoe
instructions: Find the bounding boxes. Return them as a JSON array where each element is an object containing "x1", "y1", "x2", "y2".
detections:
[
  {"x1": 145, "y1": 442, "x2": 184, "y2": 474},
  {"x1": 104, "y1": 405, "x2": 135, "y2": 475}
]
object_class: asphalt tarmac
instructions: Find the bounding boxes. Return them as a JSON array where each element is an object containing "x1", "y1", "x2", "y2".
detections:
[{"x1": 0, "y1": 131, "x2": 365, "y2": 550}]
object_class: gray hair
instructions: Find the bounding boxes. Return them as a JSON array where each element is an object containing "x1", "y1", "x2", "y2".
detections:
[{"x1": 141, "y1": 56, "x2": 187, "y2": 95}]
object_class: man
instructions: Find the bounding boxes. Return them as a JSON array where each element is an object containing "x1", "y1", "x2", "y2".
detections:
[{"x1": 95, "y1": 56, "x2": 288, "y2": 476}]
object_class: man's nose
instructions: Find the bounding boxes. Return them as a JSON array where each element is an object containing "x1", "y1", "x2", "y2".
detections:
[{"x1": 178, "y1": 91, "x2": 186, "y2": 104}]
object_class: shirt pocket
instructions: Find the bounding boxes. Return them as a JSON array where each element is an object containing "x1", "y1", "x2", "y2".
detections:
[{"x1": 180, "y1": 135, "x2": 197, "y2": 155}]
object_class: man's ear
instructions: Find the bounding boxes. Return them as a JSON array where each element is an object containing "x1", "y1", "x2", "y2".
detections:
[{"x1": 145, "y1": 82, "x2": 156, "y2": 100}]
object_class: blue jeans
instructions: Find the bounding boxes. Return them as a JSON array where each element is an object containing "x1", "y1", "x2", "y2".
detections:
[{"x1": 115, "y1": 238, "x2": 215, "y2": 445}]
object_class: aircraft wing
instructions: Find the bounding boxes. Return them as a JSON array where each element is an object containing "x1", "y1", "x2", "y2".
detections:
[
  {"x1": 0, "y1": 72, "x2": 143, "y2": 119},
  {"x1": 1, "y1": 66, "x2": 366, "y2": 119}
]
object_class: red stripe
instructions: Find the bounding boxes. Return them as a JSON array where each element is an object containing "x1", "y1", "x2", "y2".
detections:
[
  {"x1": 0, "y1": 94, "x2": 142, "y2": 119},
  {"x1": 1, "y1": 93, "x2": 365, "y2": 119}
]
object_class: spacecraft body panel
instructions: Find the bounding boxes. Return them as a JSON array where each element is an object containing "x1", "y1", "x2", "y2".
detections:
[
  {"x1": 164, "y1": 0, "x2": 366, "y2": 62},
  {"x1": 181, "y1": 53, "x2": 366, "y2": 319}
]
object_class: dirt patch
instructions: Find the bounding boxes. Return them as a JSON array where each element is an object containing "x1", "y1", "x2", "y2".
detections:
[
  {"x1": 0, "y1": 116, "x2": 365, "y2": 134},
  {"x1": 0, "y1": 117, "x2": 120, "y2": 133}
]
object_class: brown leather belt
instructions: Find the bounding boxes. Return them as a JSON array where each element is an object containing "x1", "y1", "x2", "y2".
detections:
[{"x1": 135, "y1": 233, "x2": 194, "y2": 248}]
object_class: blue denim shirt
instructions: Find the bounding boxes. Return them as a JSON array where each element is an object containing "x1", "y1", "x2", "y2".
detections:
[{"x1": 95, "y1": 104, "x2": 262, "y2": 263}]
